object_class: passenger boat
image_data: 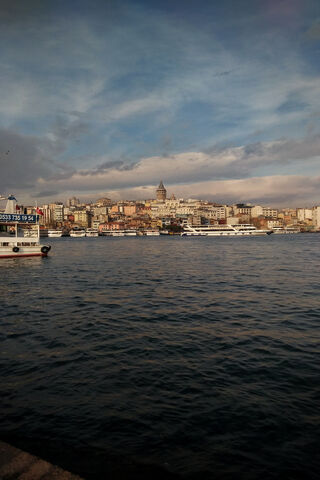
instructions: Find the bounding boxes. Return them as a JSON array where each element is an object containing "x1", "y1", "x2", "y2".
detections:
[
  {"x1": 0, "y1": 195, "x2": 51, "y2": 258},
  {"x1": 48, "y1": 229, "x2": 63, "y2": 237},
  {"x1": 272, "y1": 227, "x2": 299, "y2": 234},
  {"x1": 70, "y1": 228, "x2": 86, "y2": 237},
  {"x1": 99, "y1": 229, "x2": 113, "y2": 236},
  {"x1": 113, "y1": 230, "x2": 137, "y2": 236},
  {"x1": 85, "y1": 228, "x2": 99, "y2": 237},
  {"x1": 144, "y1": 229, "x2": 160, "y2": 236},
  {"x1": 181, "y1": 223, "x2": 272, "y2": 236}
]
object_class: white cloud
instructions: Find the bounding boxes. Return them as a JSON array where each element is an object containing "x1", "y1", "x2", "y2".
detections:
[
  {"x1": 11, "y1": 134, "x2": 317, "y2": 207},
  {"x1": 70, "y1": 175, "x2": 320, "y2": 208}
]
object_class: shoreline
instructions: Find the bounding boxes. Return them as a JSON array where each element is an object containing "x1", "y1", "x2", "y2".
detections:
[{"x1": 1, "y1": 436, "x2": 182, "y2": 480}]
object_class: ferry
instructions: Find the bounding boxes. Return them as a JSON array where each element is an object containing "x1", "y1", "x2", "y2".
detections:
[
  {"x1": 0, "y1": 195, "x2": 51, "y2": 258},
  {"x1": 113, "y1": 229, "x2": 137, "y2": 236},
  {"x1": 272, "y1": 227, "x2": 300, "y2": 234},
  {"x1": 181, "y1": 223, "x2": 272, "y2": 236},
  {"x1": 85, "y1": 228, "x2": 99, "y2": 237},
  {"x1": 144, "y1": 229, "x2": 160, "y2": 236},
  {"x1": 100, "y1": 228, "x2": 137, "y2": 236},
  {"x1": 48, "y1": 229, "x2": 63, "y2": 237},
  {"x1": 70, "y1": 228, "x2": 86, "y2": 237}
]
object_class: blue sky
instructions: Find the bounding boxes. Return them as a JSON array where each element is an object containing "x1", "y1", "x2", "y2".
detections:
[{"x1": 0, "y1": 0, "x2": 320, "y2": 206}]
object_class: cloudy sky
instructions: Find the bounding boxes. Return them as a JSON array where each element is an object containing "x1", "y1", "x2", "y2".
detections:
[{"x1": 0, "y1": 0, "x2": 320, "y2": 206}]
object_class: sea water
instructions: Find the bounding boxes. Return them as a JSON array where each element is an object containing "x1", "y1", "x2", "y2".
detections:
[{"x1": 1, "y1": 235, "x2": 319, "y2": 478}]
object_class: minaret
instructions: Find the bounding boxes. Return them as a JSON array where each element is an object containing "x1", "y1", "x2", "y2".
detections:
[{"x1": 156, "y1": 180, "x2": 167, "y2": 202}]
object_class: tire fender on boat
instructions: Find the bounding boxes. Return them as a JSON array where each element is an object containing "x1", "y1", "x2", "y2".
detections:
[
  {"x1": 12, "y1": 246, "x2": 19, "y2": 252},
  {"x1": 41, "y1": 245, "x2": 51, "y2": 253}
]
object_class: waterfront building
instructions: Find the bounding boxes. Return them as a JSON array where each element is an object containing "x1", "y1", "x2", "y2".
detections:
[
  {"x1": 267, "y1": 219, "x2": 284, "y2": 229},
  {"x1": 312, "y1": 206, "x2": 320, "y2": 229},
  {"x1": 233, "y1": 204, "x2": 253, "y2": 217},
  {"x1": 40, "y1": 205, "x2": 54, "y2": 226},
  {"x1": 297, "y1": 208, "x2": 313, "y2": 222},
  {"x1": 123, "y1": 204, "x2": 139, "y2": 216},
  {"x1": 53, "y1": 203, "x2": 64, "y2": 224},
  {"x1": 73, "y1": 209, "x2": 91, "y2": 228},
  {"x1": 92, "y1": 206, "x2": 109, "y2": 216},
  {"x1": 262, "y1": 207, "x2": 278, "y2": 218},
  {"x1": 156, "y1": 180, "x2": 167, "y2": 202}
]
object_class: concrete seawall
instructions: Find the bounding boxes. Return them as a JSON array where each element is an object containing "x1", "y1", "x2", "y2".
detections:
[
  {"x1": 0, "y1": 441, "x2": 83, "y2": 479},
  {"x1": 0, "y1": 439, "x2": 182, "y2": 480}
]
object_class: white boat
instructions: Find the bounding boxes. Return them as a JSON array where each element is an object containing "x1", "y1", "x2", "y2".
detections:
[
  {"x1": 70, "y1": 229, "x2": 86, "y2": 237},
  {"x1": 0, "y1": 195, "x2": 51, "y2": 258},
  {"x1": 85, "y1": 228, "x2": 99, "y2": 237},
  {"x1": 181, "y1": 223, "x2": 272, "y2": 236},
  {"x1": 145, "y1": 229, "x2": 160, "y2": 236},
  {"x1": 100, "y1": 229, "x2": 113, "y2": 236},
  {"x1": 48, "y1": 229, "x2": 63, "y2": 237},
  {"x1": 112, "y1": 230, "x2": 137, "y2": 236},
  {"x1": 272, "y1": 227, "x2": 299, "y2": 234},
  {"x1": 99, "y1": 229, "x2": 137, "y2": 236},
  {"x1": 123, "y1": 230, "x2": 137, "y2": 236}
]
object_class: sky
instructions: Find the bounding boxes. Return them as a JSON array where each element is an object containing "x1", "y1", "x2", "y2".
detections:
[{"x1": 0, "y1": 0, "x2": 320, "y2": 207}]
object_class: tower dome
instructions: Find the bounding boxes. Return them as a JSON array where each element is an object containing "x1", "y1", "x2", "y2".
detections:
[
  {"x1": 156, "y1": 181, "x2": 167, "y2": 201},
  {"x1": 5, "y1": 194, "x2": 17, "y2": 214}
]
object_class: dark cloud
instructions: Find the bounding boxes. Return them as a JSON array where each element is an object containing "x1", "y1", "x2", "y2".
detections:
[
  {"x1": 239, "y1": 135, "x2": 320, "y2": 170},
  {"x1": 78, "y1": 158, "x2": 138, "y2": 176},
  {"x1": 0, "y1": 0, "x2": 47, "y2": 25},
  {"x1": 0, "y1": 128, "x2": 55, "y2": 192},
  {"x1": 32, "y1": 190, "x2": 59, "y2": 198},
  {"x1": 52, "y1": 115, "x2": 90, "y2": 142},
  {"x1": 277, "y1": 94, "x2": 309, "y2": 114}
]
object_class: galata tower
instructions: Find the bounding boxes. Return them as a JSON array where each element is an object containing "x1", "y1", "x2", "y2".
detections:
[{"x1": 156, "y1": 180, "x2": 167, "y2": 201}]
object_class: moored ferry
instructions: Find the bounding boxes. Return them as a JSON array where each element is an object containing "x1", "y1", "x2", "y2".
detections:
[
  {"x1": 144, "y1": 229, "x2": 160, "y2": 236},
  {"x1": 85, "y1": 228, "x2": 99, "y2": 237},
  {"x1": 100, "y1": 229, "x2": 137, "y2": 236},
  {"x1": 272, "y1": 227, "x2": 300, "y2": 234},
  {"x1": 181, "y1": 223, "x2": 272, "y2": 236},
  {"x1": 0, "y1": 195, "x2": 51, "y2": 258},
  {"x1": 70, "y1": 228, "x2": 86, "y2": 237},
  {"x1": 113, "y1": 229, "x2": 137, "y2": 236},
  {"x1": 48, "y1": 229, "x2": 63, "y2": 237}
]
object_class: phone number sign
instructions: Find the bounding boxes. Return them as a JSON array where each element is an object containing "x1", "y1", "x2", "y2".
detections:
[{"x1": 0, "y1": 213, "x2": 38, "y2": 223}]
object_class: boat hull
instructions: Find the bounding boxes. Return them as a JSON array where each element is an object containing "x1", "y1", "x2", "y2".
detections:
[
  {"x1": 0, "y1": 245, "x2": 49, "y2": 258},
  {"x1": 181, "y1": 224, "x2": 272, "y2": 236},
  {"x1": 0, "y1": 252, "x2": 47, "y2": 258},
  {"x1": 182, "y1": 231, "x2": 271, "y2": 236},
  {"x1": 70, "y1": 232, "x2": 86, "y2": 237}
]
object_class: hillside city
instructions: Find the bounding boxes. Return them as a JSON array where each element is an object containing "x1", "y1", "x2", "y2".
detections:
[{"x1": 2, "y1": 181, "x2": 320, "y2": 233}]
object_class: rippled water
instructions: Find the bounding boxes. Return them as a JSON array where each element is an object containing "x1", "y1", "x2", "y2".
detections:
[{"x1": 1, "y1": 235, "x2": 319, "y2": 478}]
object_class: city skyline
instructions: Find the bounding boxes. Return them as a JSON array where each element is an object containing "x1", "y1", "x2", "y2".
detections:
[{"x1": 0, "y1": 0, "x2": 320, "y2": 206}]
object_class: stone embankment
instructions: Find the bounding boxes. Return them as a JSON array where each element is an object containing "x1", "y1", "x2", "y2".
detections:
[{"x1": 0, "y1": 441, "x2": 83, "y2": 480}]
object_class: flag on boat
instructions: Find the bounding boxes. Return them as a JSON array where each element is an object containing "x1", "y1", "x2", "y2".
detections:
[{"x1": 36, "y1": 207, "x2": 44, "y2": 215}]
